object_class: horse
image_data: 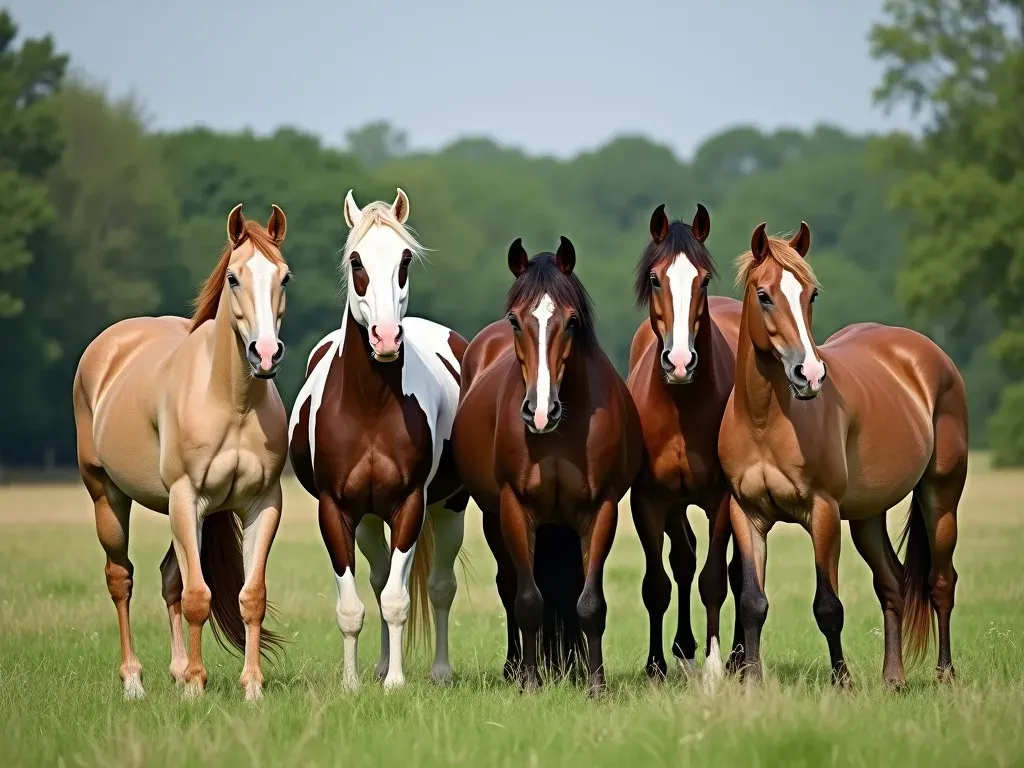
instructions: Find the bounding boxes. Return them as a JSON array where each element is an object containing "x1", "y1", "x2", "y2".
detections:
[
  {"x1": 718, "y1": 221, "x2": 968, "y2": 689},
  {"x1": 73, "y1": 204, "x2": 291, "y2": 700},
  {"x1": 288, "y1": 188, "x2": 468, "y2": 690},
  {"x1": 452, "y1": 236, "x2": 643, "y2": 697},
  {"x1": 626, "y1": 203, "x2": 744, "y2": 687}
]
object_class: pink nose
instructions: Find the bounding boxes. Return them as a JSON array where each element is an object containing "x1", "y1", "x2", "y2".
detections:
[
  {"x1": 667, "y1": 347, "x2": 692, "y2": 376},
  {"x1": 803, "y1": 357, "x2": 826, "y2": 390},
  {"x1": 370, "y1": 322, "x2": 402, "y2": 356},
  {"x1": 255, "y1": 337, "x2": 277, "y2": 371}
]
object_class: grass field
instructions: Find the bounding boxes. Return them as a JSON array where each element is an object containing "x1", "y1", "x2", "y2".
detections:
[{"x1": 1, "y1": 461, "x2": 1023, "y2": 767}]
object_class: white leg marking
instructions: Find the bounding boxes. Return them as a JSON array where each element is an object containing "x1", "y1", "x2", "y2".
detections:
[
  {"x1": 335, "y1": 567, "x2": 365, "y2": 690},
  {"x1": 531, "y1": 294, "x2": 555, "y2": 430},
  {"x1": 380, "y1": 543, "x2": 417, "y2": 689},
  {"x1": 703, "y1": 636, "x2": 724, "y2": 693},
  {"x1": 123, "y1": 673, "x2": 145, "y2": 700},
  {"x1": 355, "y1": 515, "x2": 392, "y2": 680},
  {"x1": 665, "y1": 254, "x2": 698, "y2": 372},
  {"x1": 427, "y1": 504, "x2": 465, "y2": 684}
]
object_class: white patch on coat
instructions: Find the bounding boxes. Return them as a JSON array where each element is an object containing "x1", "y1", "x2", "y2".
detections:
[
  {"x1": 665, "y1": 254, "x2": 698, "y2": 365},
  {"x1": 530, "y1": 294, "x2": 555, "y2": 424}
]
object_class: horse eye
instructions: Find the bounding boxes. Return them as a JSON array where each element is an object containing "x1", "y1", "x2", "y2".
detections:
[
  {"x1": 281, "y1": 273, "x2": 291, "y2": 287},
  {"x1": 810, "y1": 290, "x2": 818, "y2": 304},
  {"x1": 350, "y1": 252, "x2": 364, "y2": 272},
  {"x1": 649, "y1": 273, "x2": 661, "y2": 289},
  {"x1": 701, "y1": 275, "x2": 711, "y2": 289},
  {"x1": 401, "y1": 249, "x2": 413, "y2": 267},
  {"x1": 757, "y1": 289, "x2": 773, "y2": 306},
  {"x1": 566, "y1": 315, "x2": 579, "y2": 331},
  {"x1": 507, "y1": 313, "x2": 521, "y2": 331},
  {"x1": 227, "y1": 273, "x2": 240, "y2": 288}
]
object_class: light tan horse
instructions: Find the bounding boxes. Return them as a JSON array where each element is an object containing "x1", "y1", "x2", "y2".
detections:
[
  {"x1": 73, "y1": 204, "x2": 291, "y2": 700},
  {"x1": 719, "y1": 222, "x2": 968, "y2": 689}
]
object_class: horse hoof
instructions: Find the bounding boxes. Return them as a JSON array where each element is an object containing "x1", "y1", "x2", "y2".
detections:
[
  {"x1": 833, "y1": 673, "x2": 854, "y2": 691},
  {"x1": 122, "y1": 675, "x2": 145, "y2": 700},
  {"x1": 383, "y1": 675, "x2": 406, "y2": 691},
  {"x1": 244, "y1": 681, "x2": 264, "y2": 702},
  {"x1": 374, "y1": 660, "x2": 389, "y2": 681},
  {"x1": 675, "y1": 656, "x2": 697, "y2": 678},
  {"x1": 182, "y1": 680, "x2": 205, "y2": 700},
  {"x1": 644, "y1": 658, "x2": 667, "y2": 681},
  {"x1": 431, "y1": 664, "x2": 453, "y2": 685},
  {"x1": 883, "y1": 676, "x2": 906, "y2": 693},
  {"x1": 936, "y1": 665, "x2": 956, "y2": 684},
  {"x1": 586, "y1": 681, "x2": 607, "y2": 699}
]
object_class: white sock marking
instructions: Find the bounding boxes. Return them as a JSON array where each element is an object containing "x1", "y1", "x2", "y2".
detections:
[
  {"x1": 380, "y1": 544, "x2": 417, "y2": 689},
  {"x1": 334, "y1": 566, "x2": 365, "y2": 690}
]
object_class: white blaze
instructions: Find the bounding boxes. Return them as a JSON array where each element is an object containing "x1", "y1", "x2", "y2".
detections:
[
  {"x1": 246, "y1": 250, "x2": 279, "y2": 368},
  {"x1": 780, "y1": 269, "x2": 824, "y2": 388},
  {"x1": 665, "y1": 254, "x2": 698, "y2": 369},
  {"x1": 531, "y1": 294, "x2": 556, "y2": 429}
]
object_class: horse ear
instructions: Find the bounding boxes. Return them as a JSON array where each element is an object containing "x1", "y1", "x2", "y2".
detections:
[
  {"x1": 508, "y1": 238, "x2": 529, "y2": 278},
  {"x1": 555, "y1": 236, "x2": 576, "y2": 276},
  {"x1": 392, "y1": 188, "x2": 410, "y2": 224},
  {"x1": 227, "y1": 203, "x2": 246, "y2": 247},
  {"x1": 267, "y1": 204, "x2": 287, "y2": 245},
  {"x1": 691, "y1": 203, "x2": 711, "y2": 243},
  {"x1": 751, "y1": 222, "x2": 770, "y2": 265},
  {"x1": 789, "y1": 221, "x2": 811, "y2": 258},
  {"x1": 344, "y1": 189, "x2": 362, "y2": 229},
  {"x1": 649, "y1": 204, "x2": 669, "y2": 244}
]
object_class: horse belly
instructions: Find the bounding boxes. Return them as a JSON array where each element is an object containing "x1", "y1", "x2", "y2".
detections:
[{"x1": 92, "y1": 387, "x2": 168, "y2": 512}]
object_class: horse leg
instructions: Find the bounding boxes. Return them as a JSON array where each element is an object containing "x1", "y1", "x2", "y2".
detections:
[
  {"x1": 168, "y1": 481, "x2": 210, "y2": 699},
  {"x1": 849, "y1": 514, "x2": 906, "y2": 689},
  {"x1": 807, "y1": 495, "x2": 850, "y2": 688},
  {"x1": 729, "y1": 496, "x2": 771, "y2": 683},
  {"x1": 85, "y1": 467, "x2": 143, "y2": 699},
  {"x1": 380, "y1": 489, "x2": 426, "y2": 689},
  {"x1": 500, "y1": 486, "x2": 542, "y2": 690},
  {"x1": 665, "y1": 506, "x2": 698, "y2": 673},
  {"x1": 578, "y1": 498, "x2": 618, "y2": 697},
  {"x1": 697, "y1": 492, "x2": 732, "y2": 689},
  {"x1": 726, "y1": 536, "x2": 745, "y2": 673},
  {"x1": 355, "y1": 514, "x2": 391, "y2": 681},
  {"x1": 917, "y1": 470, "x2": 965, "y2": 683},
  {"x1": 426, "y1": 499, "x2": 466, "y2": 684},
  {"x1": 481, "y1": 505, "x2": 522, "y2": 681},
  {"x1": 319, "y1": 493, "x2": 363, "y2": 690},
  {"x1": 629, "y1": 488, "x2": 670, "y2": 679},
  {"x1": 158, "y1": 545, "x2": 187, "y2": 685},
  {"x1": 238, "y1": 487, "x2": 282, "y2": 701}
]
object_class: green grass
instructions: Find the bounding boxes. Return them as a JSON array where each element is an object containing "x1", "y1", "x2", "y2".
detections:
[{"x1": 1, "y1": 467, "x2": 1023, "y2": 767}]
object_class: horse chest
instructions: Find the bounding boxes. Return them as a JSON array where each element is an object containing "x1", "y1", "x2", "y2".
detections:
[
  {"x1": 733, "y1": 459, "x2": 810, "y2": 524},
  {"x1": 519, "y1": 454, "x2": 593, "y2": 518},
  {"x1": 202, "y1": 448, "x2": 270, "y2": 511},
  {"x1": 648, "y1": 433, "x2": 716, "y2": 498}
]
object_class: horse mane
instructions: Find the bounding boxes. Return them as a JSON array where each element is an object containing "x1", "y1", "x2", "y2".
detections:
[
  {"x1": 341, "y1": 200, "x2": 427, "y2": 274},
  {"x1": 505, "y1": 253, "x2": 598, "y2": 350},
  {"x1": 634, "y1": 220, "x2": 717, "y2": 308},
  {"x1": 189, "y1": 221, "x2": 285, "y2": 333},
  {"x1": 734, "y1": 233, "x2": 820, "y2": 291}
]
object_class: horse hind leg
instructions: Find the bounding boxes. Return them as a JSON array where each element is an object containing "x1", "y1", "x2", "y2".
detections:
[
  {"x1": 85, "y1": 467, "x2": 144, "y2": 699},
  {"x1": 665, "y1": 506, "x2": 698, "y2": 674},
  {"x1": 426, "y1": 493, "x2": 467, "y2": 684},
  {"x1": 630, "y1": 488, "x2": 671, "y2": 679},
  {"x1": 159, "y1": 545, "x2": 188, "y2": 684},
  {"x1": 355, "y1": 514, "x2": 392, "y2": 681}
]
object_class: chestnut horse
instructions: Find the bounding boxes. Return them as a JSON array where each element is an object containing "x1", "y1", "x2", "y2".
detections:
[
  {"x1": 289, "y1": 189, "x2": 468, "y2": 690},
  {"x1": 626, "y1": 203, "x2": 743, "y2": 686},
  {"x1": 719, "y1": 222, "x2": 968, "y2": 688},
  {"x1": 73, "y1": 204, "x2": 291, "y2": 700},
  {"x1": 452, "y1": 237, "x2": 643, "y2": 696}
]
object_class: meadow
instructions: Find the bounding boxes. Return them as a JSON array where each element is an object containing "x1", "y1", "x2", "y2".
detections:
[{"x1": 1, "y1": 460, "x2": 1022, "y2": 767}]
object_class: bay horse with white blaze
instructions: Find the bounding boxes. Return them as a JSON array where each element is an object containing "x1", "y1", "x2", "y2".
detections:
[
  {"x1": 73, "y1": 204, "x2": 291, "y2": 700},
  {"x1": 289, "y1": 189, "x2": 468, "y2": 689},
  {"x1": 452, "y1": 237, "x2": 643, "y2": 696},
  {"x1": 626, "y1": 203, "x2": 744, "y2": 686},
  {"x1": 719, "y1": 222, "x2": 968, "y2": 688}
]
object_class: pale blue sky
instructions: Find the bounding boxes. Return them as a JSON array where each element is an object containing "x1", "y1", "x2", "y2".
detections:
[{"x1": 10, "y1": 0, "x2": 912, "y2": 157}]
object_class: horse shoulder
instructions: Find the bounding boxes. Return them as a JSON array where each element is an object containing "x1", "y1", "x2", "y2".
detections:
[{"x1": 628, "y1": 319, "x2": 656, "y2": 375}]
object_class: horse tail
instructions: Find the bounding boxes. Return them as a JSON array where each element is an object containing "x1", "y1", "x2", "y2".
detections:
[
  {"x1": 200, "y1": 510, "x2": 285, "y2": 659},
  {"x1": 534, "y1": 523, "x2": 586, "y2": 680},
  {"x1": 405, "y1": 512, "x2": 435, "y2": 654},
  {"x1": 898, "y1": 492, "x2": 934, "y2": 664}
]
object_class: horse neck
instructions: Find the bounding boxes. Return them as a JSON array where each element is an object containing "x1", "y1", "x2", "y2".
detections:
[
  {"x1": 734, "y1": 289, "x2": 790, "y2": 428},
  {"x1": 208, "y1": 290, "x2": 268, "y2": 413},
  {"x1": 340, "y1": 308, "x2": 404, "y2": 407}
]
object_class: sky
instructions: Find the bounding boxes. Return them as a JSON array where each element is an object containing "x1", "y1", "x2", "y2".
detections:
[{"x1": 9, "y1": 0, "x2": 914, "y2": 159}]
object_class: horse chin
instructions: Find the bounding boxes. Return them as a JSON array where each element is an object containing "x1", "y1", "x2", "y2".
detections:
[
  {"x1": 251, "y1": 367, "x2": 277, "y2": 380},
  {"x1": 790, "y1": 382, "x2": 820, "y2": 400},
  {"x1": 370, "y1": 349, "x2": 401, "y2": 363},
  {"x1": 526, "y1": 421, "x2": 559, "y2": 435},
  {"x1": 665, "y1": 371, "x2": 695, "y2": 386}
]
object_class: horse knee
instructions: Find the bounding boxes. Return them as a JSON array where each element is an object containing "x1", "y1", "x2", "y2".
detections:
[
  {"x1": 740, "y1": 588, "x2": 768, "y2": 632},
  {"x1": 669, "y1": 545, "x2": 697, "y2": 585},
  {"x1": 577, "y1": 588, "x2": 606, "y2": 637},
  {"x1": 515, "y1": 584, "x2": 543, "y2": 631},
  {"x1": 698, "y1": 563, "x2": 728, "y2": 610},
  {"x1": 239, "y1": 583, "x2": 266, "y2": 625},
  {"x1": 428, "y1": 571, "x2": 457, "y2": 611},
  {"x1": 104, "y1": 560, "x2": 133, "y2": 603},
  {"x1": 182, "y1": 584, "x2": 211, "y2": 625},
  {"x1": 380, "y1": 585, "x2": 410, "y2": 628},
  {"x1": 812, "y1": 585, "x2": 844, "y2": 636},
  {"x1": 642, "y1": 569, "x2": 671, "y2": 614}
]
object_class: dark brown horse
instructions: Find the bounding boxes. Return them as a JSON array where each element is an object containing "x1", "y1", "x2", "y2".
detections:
[
  {"x1": 626, "y1": 203, "x2": 743, "y2": 687},
  {"x1": 719, "y1": 222, "x2": 968, "y2": 688},
  {"x1": 452, "y1": 237, "x2": 643, "y2": 696},
  {"x1": 288, "y1": 189, "x2": 469, "y2": 690}
]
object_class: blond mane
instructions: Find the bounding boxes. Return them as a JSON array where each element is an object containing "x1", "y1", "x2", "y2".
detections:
[
  {"x1": 342, "y1": 200, "x2": 428, "y2": 270},
  {"x1": 734, "y1": 232, "x2": 821, "y2": 290}
]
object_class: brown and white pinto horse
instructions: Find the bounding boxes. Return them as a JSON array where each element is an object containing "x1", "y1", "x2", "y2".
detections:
[
  {"x1": 452, "y1": 237, "x2": 643, "y2": 697},
  {"x1": 289, "y1": 189, "x2": 468, "y2": 690},
  {"x1": 626, "y1": 203, "x2": 743, "y2": 687},
  {"x1": 74, "y1": 205, "x2": 291, "y2": 700},
  {"x1": 719, "y1": 222, "x2": 968, "y2": 688}
]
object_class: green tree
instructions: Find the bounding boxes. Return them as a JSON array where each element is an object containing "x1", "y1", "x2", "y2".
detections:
[
  {"x1": 871, "y1": 0, "x2": 1022, "y2": 461},
  {"x1": 345, "y1": 120, "x2": 409, "y2": 168}
]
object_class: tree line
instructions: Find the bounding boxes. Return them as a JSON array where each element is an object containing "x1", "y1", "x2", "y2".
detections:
[{"x1": 0, "y1": 1, "x2": 1017, "y2": 468}]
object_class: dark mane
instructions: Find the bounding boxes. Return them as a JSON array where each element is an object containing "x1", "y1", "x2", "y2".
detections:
[
  {"x1": 505, "y1": 253, "x2": 598, "y2": 350},
  {"x1": 189, "y1": 221, "x2": 285, "y2": 333},
  {"x1": 634, "y1": 220, "x2": 718, "y2": 308}
]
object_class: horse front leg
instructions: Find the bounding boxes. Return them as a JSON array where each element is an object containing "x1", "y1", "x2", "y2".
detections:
[
  {"x1": 578, "y1": 497, "x2": 618, "y2": 698},
  {"x1": 500, "y1": 486, "x2": 542, "y2": 691},
  {"x1": 380, "y1": 488, "x2": 427, "y2": 689},
  {"x1": 319, "y1": 493, "x2": 363, "y2": 690}
]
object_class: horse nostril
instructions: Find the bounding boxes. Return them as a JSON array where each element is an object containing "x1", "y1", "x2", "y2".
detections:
[
  {"x1": 686, "y1": 351, "x2": 699, "y2": 374},
  {"x1": 395, "y1": 325, "x2": 404, "y2": 344},
  {"x1": 247, "y1": 342, "x2": 260, "y2": 366},
  {"x1": 370, "y1": 324, "x2": 380, "y2": 342},
  {"x1": 272, "y1": 342, "x2": 285, "y2": 365},
  {"x1": 521, "y1": 399, "x2": 534, "y2": 422},
  {"x1": 660, "y1": 349, "x2": 673, "y2": 372},
  {"x1": 793, "y1": 364, "x2": 808, "y2": 384},
  {"x1": 549, "y1": 400, "x2": 562, "y2": 423}
]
